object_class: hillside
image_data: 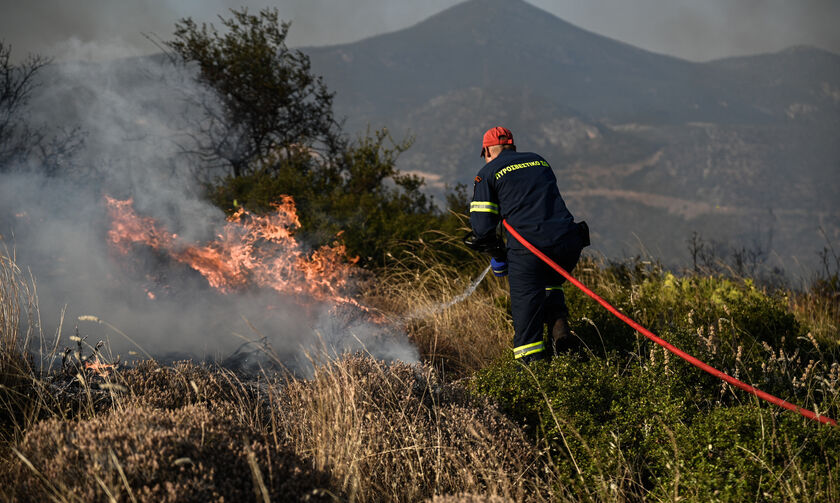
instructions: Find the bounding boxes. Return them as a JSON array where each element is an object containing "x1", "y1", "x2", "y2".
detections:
[
  {"x1": 307, "y1": 0, "x2": 840, "y2": 125},
  {"x1": 304, "y1": 0, "x2": 840, "y2": 271},
  {"x1": 20, "y1": 0, "x2": 840, "y2": 274}
]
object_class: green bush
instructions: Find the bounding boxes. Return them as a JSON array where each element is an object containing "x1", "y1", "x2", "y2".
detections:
[
  {"x1": 209, "y1": 130, "x2": 469, "y2": 268},
  {"x1": 673, "y1": 406, "x2": 840, "y2": 501},
  {"x1": 470, "y1": 355, "x2": 685, "y2": 498},
  {"x1": 471, "y1": 354, "x2": 840, "y2": 501},
  {"x1": 566, "y1": 260, "x2": 836, "y2": 414},
  {"x1": 470, "y1": 259, "x2": 840, "y2": 501}
]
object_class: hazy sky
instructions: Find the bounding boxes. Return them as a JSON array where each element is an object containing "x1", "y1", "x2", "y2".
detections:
[{"x1": 2, "y1": 0, "x2": 839, "y2": 62}]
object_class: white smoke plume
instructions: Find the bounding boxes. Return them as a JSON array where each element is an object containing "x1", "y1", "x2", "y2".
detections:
[{"x1": 0, "y1": 43, "x2": 418, "y2": 374}]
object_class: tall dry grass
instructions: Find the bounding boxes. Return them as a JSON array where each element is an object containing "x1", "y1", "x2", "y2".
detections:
[
  {"x1": 1, "y1": 250, "x2": 110, "y2": 449},
  {"x1": 276, "y1": 354, "x2": 548, "y2": 502},
  {"x1": 790, "y1": 239, "x2": 840, "y2": 345},
  {"x1": 0, "y1": 251, "x2": 39, "y2": 492},
  {"x1": 0, "y1": 252, "x2": 40, "y2": 446},
  {"x1": 0, "y1": 250, "x2": 35, "y2": 356},
  {"x1": 364, "y1": 234, "x2": 513, "y2": 377},
  {"x1": 789, "y1": 284, "x2": 839, "y2": 348}
]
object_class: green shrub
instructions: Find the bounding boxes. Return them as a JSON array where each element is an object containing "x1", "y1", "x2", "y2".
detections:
[
  {"x1": 209, "y1": 131, "x2": 469, "y2": 268},
  {"x1": 470, "y1": 258, "x2": 840, "y2": 500},
  {"x1": 565, "y1": 260, "x2": 837, "y2": 415},
  {"x1": 471, "y1": 353, "x2": 840, "y2": 501},
  {"x1": 672, "y1": 406, "x2": 840, "y2": 501},
  {"x1": 470, "y1": 355, "x2": 685, "y2": 498}
]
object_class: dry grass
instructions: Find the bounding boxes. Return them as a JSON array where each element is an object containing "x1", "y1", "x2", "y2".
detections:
[
  {"x1": 276, "y1": 354, "x2": 548, "y2": 503},
  {"x1": 118, "y1": 359, "x2": 259, "y2": 410},
  {"x1": 5, "y1": 235, "x2": 838, "y2": 501},
  {"x1": 0, "y1": 252, "x2": 40, "y2": 448},
  {"x1": 789, "y1": 289, "x2": 839, "y2": 347},
  {"x1": 0, "y1": 249, "x2": 31, "y2": 353},
  {"x1": 364, "y1": 236, "x2": 513, "y2": 377},
  {"x1": 1, "y1": 354, "x2": 551, "y2": 502},
  {"x1": 4, "y1": 403, "x2": 331, "y2": 502},
  {"x1": 428, "y1": 496, "x2": 513, "y2": 503},
  {"x1": 1, "y1": 244, "x2": 555, "y2": 502},
  {"x1": 792, "y1": 241, "x2": 840, "y2": 345}
]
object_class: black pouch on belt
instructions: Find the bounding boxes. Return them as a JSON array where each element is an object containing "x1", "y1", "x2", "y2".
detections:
[{"x1": 576, "y1": 221, "x2": 590, "y2": 247}]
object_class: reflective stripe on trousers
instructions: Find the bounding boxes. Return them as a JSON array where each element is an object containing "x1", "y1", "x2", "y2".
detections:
[
  {"x1": 507, "y1": 233, "x2": 583, "y2": 355},
  {"x1": 513, "y1": 341, "x2": 545, "y2": 359}
]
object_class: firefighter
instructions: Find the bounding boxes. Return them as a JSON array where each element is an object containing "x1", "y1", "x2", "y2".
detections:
[{"x1": 465, "y1": 126, "x2": 588, "y2": 364}]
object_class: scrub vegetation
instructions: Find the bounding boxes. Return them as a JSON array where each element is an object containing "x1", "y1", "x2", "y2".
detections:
[
  {"x1": 2, "y1": 7, "x2": 840, "y2": 502},
  {"x1": 161, "y1": 8, "x2": 467, "y2": 269},
  {"x1": 2, "y1": 239, "x2": 839, "y2": 502}
]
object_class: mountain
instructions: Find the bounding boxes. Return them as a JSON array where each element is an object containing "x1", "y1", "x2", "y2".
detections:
[
  {"x1": 307, "y1": 0, "x2": 840, "y2": 125},
  {"x1": 303, "y1": 0, "x2": 840, "y2": 273},
  {"x1": 18, "y1": 0, "x2": 840, "y2": 275}
]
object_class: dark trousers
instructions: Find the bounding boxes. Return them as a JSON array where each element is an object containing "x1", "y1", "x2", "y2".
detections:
[{"x1": 507, "y1": 232, "x2": 583, "y2": 358}]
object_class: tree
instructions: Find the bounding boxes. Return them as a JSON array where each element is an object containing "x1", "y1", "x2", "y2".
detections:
[
  {"x1": 0, "y1": 42, "x2": 84, "y2": 175},
  {"x1": 0, "y1": 42, "x2": 47, "y2": 170},
  {"x1": 208, "y1": 129, "x2": 468, "y2": 267},
  {"x1": 166, "y1": 9, "x2": 343, "y2": 178},
  {"x1": 168, "y1": 9, "x2": 468, "y2": 268}
]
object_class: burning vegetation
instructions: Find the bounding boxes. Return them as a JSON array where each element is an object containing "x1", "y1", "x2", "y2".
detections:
[
  {"x1": 105, "y1": 195, "x2": 359, "y2": 305},
  {"x1": 102, "y1": 194, "x2": 401, "y2": 374}
]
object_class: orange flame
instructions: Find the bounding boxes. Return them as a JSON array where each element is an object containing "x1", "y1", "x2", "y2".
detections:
[
  {"x1": 84, "y1": 358, "x2": 115, "y2": 376},
  {"x1": 104, "y1": 196, "x2": 361, "y2": 306}
]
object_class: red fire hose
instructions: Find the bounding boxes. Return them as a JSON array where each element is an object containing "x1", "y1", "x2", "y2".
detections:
[{"x1": 502, "y1": 220, "x2": 837, "y2": 426}]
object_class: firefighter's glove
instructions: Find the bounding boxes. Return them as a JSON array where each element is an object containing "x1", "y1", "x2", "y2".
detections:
[
  {"x1": 463, "y1": 231, "x2": 506, "y2": 258},
  {"x1": 463, "y1": 231, "x2": 483, "y2": 250},
  {"x1": 490, "y1": 257, "x2": 508, "y2": 277}
]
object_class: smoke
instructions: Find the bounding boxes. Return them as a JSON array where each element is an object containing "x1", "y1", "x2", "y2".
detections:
[{"x1": 0, "y1": 43, "x2": 418, "y2": 373}]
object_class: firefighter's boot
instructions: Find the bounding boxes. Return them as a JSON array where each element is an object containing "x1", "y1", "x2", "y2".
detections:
[{"x1": 550, "y1": 317, "x2": 574, "y2": 356}]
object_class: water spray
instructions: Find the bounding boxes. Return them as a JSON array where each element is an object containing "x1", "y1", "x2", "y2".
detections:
[{"x1": 400, "y1": 265, "x2": 491, "y2": 322}]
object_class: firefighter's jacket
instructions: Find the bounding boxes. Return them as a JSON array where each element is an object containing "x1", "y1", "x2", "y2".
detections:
[{"x1": 470, "y1": 150, "x2": 576, "y2": 250}]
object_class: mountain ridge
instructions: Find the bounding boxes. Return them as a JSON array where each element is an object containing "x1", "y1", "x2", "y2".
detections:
[
  {"x1": 20, "y1": 0, "x2": 839, "y2": 273},
  {"x1": 306, "y1": 0, "x2": 840, "y2": 130},
  {"x1": 300, "y1": 0, "x2": 838, "y2": 271}
]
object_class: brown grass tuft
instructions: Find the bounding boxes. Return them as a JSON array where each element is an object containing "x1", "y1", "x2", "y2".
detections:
[
  {"x1": 277, "y1": 354, "x2": 547, "y2": 502},
  {"x1": 4, "y1": 403, "x2": 331, "y2": 502},
  {"x1": 118, "y1": 360, "x2": 257, "y2": 410}
]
